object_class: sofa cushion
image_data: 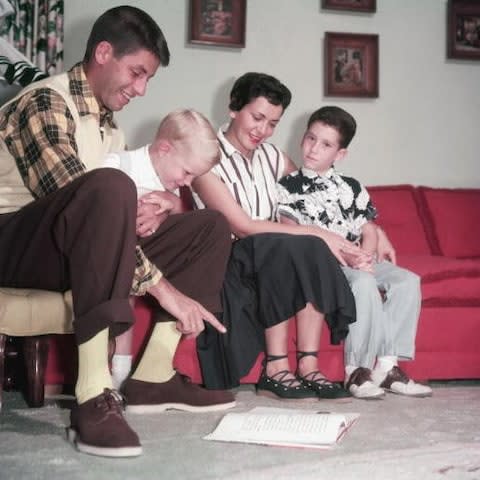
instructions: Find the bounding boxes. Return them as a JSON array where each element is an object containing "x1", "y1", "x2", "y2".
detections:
[
  {"x1": 367, "y1": 185, "x2": 432, "y2": 255},
  {"x1": 417, "y1": 187, "x2": 480, "y2": 258},
  {"x1": 398, "y1": 254, "x2": 480, "y2": 305}
]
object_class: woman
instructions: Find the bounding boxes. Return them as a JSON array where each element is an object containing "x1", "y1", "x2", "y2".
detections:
[{"x1": 192, "y1": 72, "x2": 372, "y2": 399}]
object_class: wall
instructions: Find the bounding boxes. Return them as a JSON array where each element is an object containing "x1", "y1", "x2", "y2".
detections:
[{"x1": 64, "y1": 0, "x2": 480, "y2": 187}]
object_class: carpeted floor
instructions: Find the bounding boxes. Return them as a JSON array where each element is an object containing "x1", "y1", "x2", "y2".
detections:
[{"x1": 0, "y1": 382, "x2": 479, "y2": 480}]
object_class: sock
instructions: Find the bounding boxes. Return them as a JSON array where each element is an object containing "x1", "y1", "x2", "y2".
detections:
[
  {"x1": 375, "y1": 356, "x2": 398, "y2": 373},
  {"x1": 131, "y1": 321, "x2": 181, "y2": 383},
  {"x1": 111, "y1": 354, "x2": 132, "y2": 390},
  {"x1": 75, "y1": 328, "x2": 113, "y2": 404}
]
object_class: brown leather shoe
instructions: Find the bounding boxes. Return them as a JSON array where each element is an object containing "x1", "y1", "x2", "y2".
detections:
[
  {"x1": 123, "y1": 372, "x2": 236, "y2": 413},
  {"x1": 67, "y1": 389, "x2": 142, "y2": 457}
]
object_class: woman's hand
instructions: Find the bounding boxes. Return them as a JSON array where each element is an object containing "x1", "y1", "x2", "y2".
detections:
[
  {"x1": 316, "y1": 229, "x2": 370, "y2": 267},
  {"x1": 344, "y1": 248, "x2": 375, "y2": 273},
  {"x1": 278, "y1": 214, "x2": 370, "y2": 266}
]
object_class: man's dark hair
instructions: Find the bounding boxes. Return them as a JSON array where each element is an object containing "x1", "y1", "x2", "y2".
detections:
[
  {"x1": 84, "y1": 6, "x2": 170, "y2": 66},
  {"x1": 307, "y1": 106, "x2": 357, "y2": 148},
  {"x1": 229, "y1": 72, "x2": 292, "y2": 112}
]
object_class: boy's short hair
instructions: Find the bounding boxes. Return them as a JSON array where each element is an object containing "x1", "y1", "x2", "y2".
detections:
[
  {"x1": 84, "y1": 6, "x2": 170, "y2": 66},
  {"x1": 155, "y1": 109, "x2": 220, "y2": 166},
  {"x1": 229, "y1": 72, "x2": 292, "y2": 112},
  {"x1": 307, "y1": 106, "x2": 357, "y2": 148}
]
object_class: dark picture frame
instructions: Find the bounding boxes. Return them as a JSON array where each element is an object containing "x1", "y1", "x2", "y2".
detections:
[
  {"x1": 324, "y1": 32, "x2": 379, "y2": 98},
  {"x1": 322, "y1": 0, "x2": 376, "y2": 13},
  {"x1": 189, "y1": 0, "x2": 246, "y2": 48},
  {"x1": 447, "y1": 0, "x2": 480, "y2": 60}
]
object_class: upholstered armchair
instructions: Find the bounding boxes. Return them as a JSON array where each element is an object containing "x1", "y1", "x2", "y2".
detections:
[
  {"x1": 0, "y1": 53, "x2": 73, "y2": 411},
  {"x1": 0, "y1": 288, "x2": 74, "y2": 411}
]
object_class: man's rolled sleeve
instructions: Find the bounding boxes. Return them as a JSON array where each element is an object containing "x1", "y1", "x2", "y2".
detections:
[{"x1": 131, "y1": 246, "x2": 163, "y2": 296}]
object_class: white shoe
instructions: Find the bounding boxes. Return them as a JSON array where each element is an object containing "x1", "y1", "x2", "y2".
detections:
[
  {"x1": 345, "y1": 367, "x2": 385, "y2": 400},
  {"x1": 372, "y1": 366, "x2": 432, "y2": 398}
]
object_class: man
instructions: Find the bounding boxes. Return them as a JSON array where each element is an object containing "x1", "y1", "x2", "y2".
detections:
[{"x1": 0, "y1": 6, "x2": 234, "y2": 458}]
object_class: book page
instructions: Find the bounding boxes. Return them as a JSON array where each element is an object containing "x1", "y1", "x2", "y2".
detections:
[{"x1": 204, "y1": 407, "x2": 359, "y2": 448}]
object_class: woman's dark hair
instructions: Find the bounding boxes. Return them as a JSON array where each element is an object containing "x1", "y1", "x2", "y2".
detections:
[
  {"x1": 84, "y1": 6, "x2": 170, "y2": 66},
  {"x1": 229, "y1": 72, "x2": 292, "y2": 112},
  {"x1": 307, "y1": 106, "x2": 357, "y2": 148}
]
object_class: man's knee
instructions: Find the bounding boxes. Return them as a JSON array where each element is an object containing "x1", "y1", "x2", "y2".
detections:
[
  {"x1": 86, "y1": 168, "x2": 136, "y2": 196},
  {"x1": 83, "y1": 169, "x2": 137, "y2": 210},
  {"x1": 196, "y1": 209, "x2": 231, "y2": 240}
]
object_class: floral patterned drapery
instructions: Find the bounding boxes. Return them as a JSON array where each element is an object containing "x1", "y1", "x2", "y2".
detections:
[{"x1": 0, "y1": 0, "x2": 63, "y2": 75}]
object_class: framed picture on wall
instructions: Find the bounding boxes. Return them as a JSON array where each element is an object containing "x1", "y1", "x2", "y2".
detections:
[
  {"x1": 447, "y1": 0, "x2": 480, "y2": 60},
  {"x1": 324, "y1": 32, "x2": 379, "y2": 98},
  {"x1": 189, "y1": 0, "x2": 246, "y2": 48},
  {"x1": 322, "y1": 0, "x2": 376, "y2": 13}
]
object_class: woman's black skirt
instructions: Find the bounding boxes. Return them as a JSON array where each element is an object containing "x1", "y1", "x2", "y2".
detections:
[{"x1": 197, "y1": 232, "x2": 356, "y2": 389}]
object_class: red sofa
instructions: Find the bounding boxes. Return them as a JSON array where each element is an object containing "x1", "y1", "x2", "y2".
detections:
[{"x1": 44, "y1": 185, "x2": 480, "y2": 388}]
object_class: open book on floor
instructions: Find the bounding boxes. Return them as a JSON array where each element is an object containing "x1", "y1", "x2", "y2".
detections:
[{"x1": 204, "y1": 406, "x2": 360, "y2": 450}]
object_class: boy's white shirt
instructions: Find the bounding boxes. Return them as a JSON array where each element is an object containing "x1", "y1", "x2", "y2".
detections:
[{"x1": 103, "y1": 145, "x2": 178, "y2": 196}]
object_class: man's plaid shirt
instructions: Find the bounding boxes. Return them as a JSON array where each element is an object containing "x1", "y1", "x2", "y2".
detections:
[{"x1": 0, "y1": 62, "x2": 162, "y2": 295}]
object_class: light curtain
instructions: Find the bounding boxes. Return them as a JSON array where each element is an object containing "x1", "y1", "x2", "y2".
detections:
[{"x1": 0, "y1": 0, "x2": 63, "y2": 75}]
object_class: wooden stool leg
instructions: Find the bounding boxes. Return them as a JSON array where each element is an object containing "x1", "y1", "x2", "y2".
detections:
[
  {"x1": 0, "y1": 334, "x2": 6, "y2": 411},
  {"x1": 23, "y1": 336, "x2": 49, "y2": 408}
]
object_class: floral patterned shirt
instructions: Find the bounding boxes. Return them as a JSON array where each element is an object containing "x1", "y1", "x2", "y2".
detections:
[{"x1": 276, "y1": 167, "x2": 377, "y2": 244}]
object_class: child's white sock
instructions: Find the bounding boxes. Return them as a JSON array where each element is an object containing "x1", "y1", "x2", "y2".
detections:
[
  {"x1": 374, "y1": 356, "x2": 398, "y2": 373},
  {"x1": 111, "y1": 354, "x2": 132, "y2": 390}
]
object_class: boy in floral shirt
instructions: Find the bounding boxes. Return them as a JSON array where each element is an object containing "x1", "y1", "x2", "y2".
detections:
[{"x1": 277, "y1": 106, "x2": 432, "y2": 400}]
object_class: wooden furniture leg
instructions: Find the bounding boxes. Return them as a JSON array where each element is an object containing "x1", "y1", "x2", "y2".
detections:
[{"x1": 23, "y1": 336, "x2": 49, "y2": 408}]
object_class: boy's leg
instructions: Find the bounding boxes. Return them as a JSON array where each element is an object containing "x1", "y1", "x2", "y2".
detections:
[
  {"x1": 370, "y1": 261, "x2": 431, "y2": 397},
  {"x1": 123, "y1": 209, "x2": 236, "y2": 413},
  {"x1": 0, "y1": 169, "x2": 142, "y2": 456},
  {"x1": 342, "y1": 266, "x2": 385, "y2": 399},
  {"x1": 374, "y1": 261, "x2": 421, "y2": 360}
]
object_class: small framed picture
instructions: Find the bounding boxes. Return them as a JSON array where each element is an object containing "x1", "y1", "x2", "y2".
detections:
[
  {"x1": 189, "y1": 0, "x2": 246, "y2": 48},
  {"x1": 322, "y1": 0, "x2": 376, "y2": 13},
  {"x1": 447, "y1": 0, "x2": 480, "y2": 60},
  {"x1": 324, "y1": 32, "x2": 379, "y2": 98}
]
